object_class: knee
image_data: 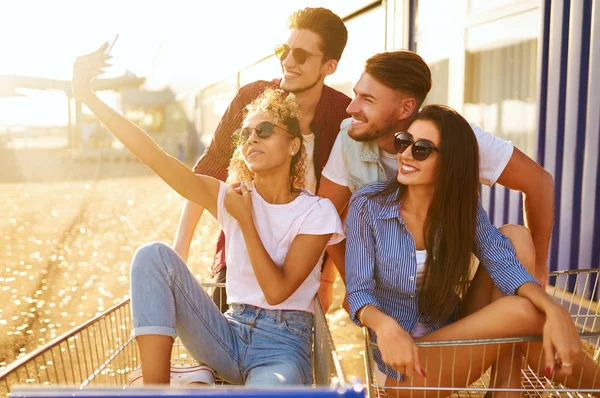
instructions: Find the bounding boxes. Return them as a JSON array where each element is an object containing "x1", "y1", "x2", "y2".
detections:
[
  {"x1": 131, "y1": 241, "x2": 171, "y2": 279},
  {"x1": 500, "y1": 296, "x2": 540, "y2": 326},
  {"x1": 498, "y1": 224, "x2": 535, "y2": 273}
]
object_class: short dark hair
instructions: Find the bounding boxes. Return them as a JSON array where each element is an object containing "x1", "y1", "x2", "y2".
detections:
[
  {"x1": 365, "y1": 51, "x2": 432, "y2": 109},
  {"x1": 288, "y1": 7, "x2": 348, "y2": 61}
]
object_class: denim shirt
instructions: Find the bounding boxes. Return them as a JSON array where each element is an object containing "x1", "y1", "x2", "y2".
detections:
[
  {"x1": 339, "y1": 118, "x2": 387, "y2": 193},
  {"x1": 345, "y1": 182, "x2": 538, "y2": 379}
]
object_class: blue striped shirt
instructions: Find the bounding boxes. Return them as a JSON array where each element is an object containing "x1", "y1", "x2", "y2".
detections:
[{"x1": 345, "y1": 182, "x2": 538, "y2": 377}]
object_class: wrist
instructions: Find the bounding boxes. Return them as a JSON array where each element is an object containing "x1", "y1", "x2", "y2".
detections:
[
  {"x1": 238, "y1": 216, "x2": 255, "y2": 230},
  {"x1": 76, "y1": 90, "x2": 97, "y2": 105},
  {"x1": 372, "y1": 314, "x2": 398, "y2": 333}
]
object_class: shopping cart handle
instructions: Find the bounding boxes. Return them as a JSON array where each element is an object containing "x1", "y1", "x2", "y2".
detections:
[{"x1": 11, "y1": 384, "x2": 366, "y2": 398}]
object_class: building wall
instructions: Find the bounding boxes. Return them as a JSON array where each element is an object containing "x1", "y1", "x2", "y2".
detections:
[
  {"x1": 195, "y1": 0, "x2": 599, "y2": 277},
  {"x1": 537, "y1": 0, "x2": 599, "y2": 277}
]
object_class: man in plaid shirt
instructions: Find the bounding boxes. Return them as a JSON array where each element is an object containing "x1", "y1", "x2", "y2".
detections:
[{"x1": 172, "y1": 7, "x2": 351, "y2": 312}]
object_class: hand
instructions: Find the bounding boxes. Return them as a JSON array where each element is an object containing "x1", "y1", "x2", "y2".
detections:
[
  {"x1": 374, "y1": 318, "x2": 426, "y2": 379},
  {"x1": 542, "y1": 304, "x2": 584, "y2": 377},
  {"x1": 224, "y1": 183, "x2": 253, "y2": 225},
  {"x1": 72, "y1": 42, "x2": 112, "y2": 102}
]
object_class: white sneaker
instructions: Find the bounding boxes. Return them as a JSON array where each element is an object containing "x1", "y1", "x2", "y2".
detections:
[
  {"x1": 126, "y1": 365, "x2": 215, "y2": 387},
  {"x1": 170, "y1": 365, "x2": 215, "y2": 387}
]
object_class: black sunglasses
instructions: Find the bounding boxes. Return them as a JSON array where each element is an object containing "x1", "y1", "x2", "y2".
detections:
[
  {"x1": 233, "y1": 121, "x2": 295, "y2": 145},
  {"x1": 274, "y1": 44, "x2": 323, "y2": 65},
  {"x1": 394, "y1": 132, "x2": 440, "y2": 161}
]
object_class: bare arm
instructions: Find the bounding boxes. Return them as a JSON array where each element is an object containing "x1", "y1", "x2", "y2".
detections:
[
  {"x1": 516, "y1": 282, "x2": 582, "y2": 375},
  {"x1": 172, "y1": 76, "x2": 263, "y2": 260},
  {"x1": 325, "y1": 241, "x2": 346, "y2": 282},
  {"x1": 83, "y1": 95, "x2": 220, "y2": 217},
  {"x1": 72, "y1": 48, "x2": 220, "y2": 217},
  {"x1": 227, "y1": 185, "x2": 335, "y2": 305},
  {"x1": 243, "y1": 226, "x2": 332, "y2": 305},
  {"x1": 319, "y1": 176, "x2": 351, "y2": 281},
  {"x1": 318, "y1": 176, "x2": 352, "y2": 213},
  {"x1": 496, "y1": 147, "x2": 554, "y2": 285},
  {"x1": 172, "y1": 201, "x2": 204, "y2": 262}
]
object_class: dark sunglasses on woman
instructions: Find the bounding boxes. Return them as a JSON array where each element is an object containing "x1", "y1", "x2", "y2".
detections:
[
  {"x1": 394, "y1": 132, "x2": 440, "y2": 161},
  {"x1": 233, "y1": 121, "x2": 295, "y2": 145},
  {"x1": 274, "y1": 44, "x2": 323, "y2": 65}
]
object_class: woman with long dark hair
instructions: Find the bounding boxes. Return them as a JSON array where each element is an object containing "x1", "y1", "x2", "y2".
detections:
[
  {"x1": 345, "y1": 105, "x2": 593, "y2": 397},
  {"x1": 71, "y1": 45, "x2": 344, "y2": 386}
]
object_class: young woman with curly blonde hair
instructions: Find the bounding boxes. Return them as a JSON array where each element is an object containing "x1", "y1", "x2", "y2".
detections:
[{"x1": 72, "y1": 46, "x2": 344, "y2": 387}]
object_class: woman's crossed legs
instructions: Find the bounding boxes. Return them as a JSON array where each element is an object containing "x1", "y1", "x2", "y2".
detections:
[{"x1": 130, "y1": 242, "x2": 311, "y2": 386}]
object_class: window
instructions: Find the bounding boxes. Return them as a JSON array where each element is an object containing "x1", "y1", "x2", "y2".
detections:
[
  {"x1": 463, "y1": 39, "x2": 538, "y2": 156},
  {"x1": 326, "y1": 5, "x2": 386, "y2": 97},
  {"x1": 422, "y1": 59, "x2": 449, "y2": 106},
  {"x1": 469, "y1": 0, "x2": 525, "y2": 15}
]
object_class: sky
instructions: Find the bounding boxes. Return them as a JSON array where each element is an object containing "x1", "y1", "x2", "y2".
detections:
[{"x1": 0, "y1": 0, "x2": 368, "y2": 126}]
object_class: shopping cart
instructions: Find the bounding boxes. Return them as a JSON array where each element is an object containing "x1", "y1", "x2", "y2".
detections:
[
  {"x1": 0, "y1": 282, "x2": 363, "y2": 397},
  {"x1": 363, "y1": 269, "x2": 600, "y2": 398}
]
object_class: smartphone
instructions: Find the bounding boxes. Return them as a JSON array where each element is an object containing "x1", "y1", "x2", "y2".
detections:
[
  {"x1": 104, "y1": 34, "x2": 119, "y2": 55},
  {"x1": 92, "y1": 34, "x2": 119, "y2": 83}
]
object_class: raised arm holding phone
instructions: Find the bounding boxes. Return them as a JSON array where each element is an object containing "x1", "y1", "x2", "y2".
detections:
[{"x1": 71, "y1": 42, "x2": 345, "y2": 386}]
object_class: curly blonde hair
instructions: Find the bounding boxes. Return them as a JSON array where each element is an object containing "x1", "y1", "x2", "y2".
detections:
[{"x1": 227, "y1": 89, "x2": 307, "y2": 191}]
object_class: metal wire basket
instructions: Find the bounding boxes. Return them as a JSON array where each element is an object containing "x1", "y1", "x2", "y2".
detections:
[
  {"x1": 0, "y1": 282, "x2": 348, "y2": 396},
  {"x1": 363, "y1": 269, "x2": 600, "y2": 398}
]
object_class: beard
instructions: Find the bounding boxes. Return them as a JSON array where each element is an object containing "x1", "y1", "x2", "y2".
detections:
[
  {"x1": 280, "y1": 71, "x2": 323, "y2": 94},
  {"x1": 348, "y1": 114, "x2": 399, "y2": 142}
]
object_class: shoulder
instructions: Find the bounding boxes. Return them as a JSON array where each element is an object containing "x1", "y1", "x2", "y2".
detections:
[
  {"x1": 298, "y1": 191, "x2": 337, "y2": 209},
  {"x1": 290, "y1": 192, "x2": 336, "y2": 217},
  {"x1": 352, "y1": 181, "x2": 389, "y2": 199},
  {"x1": 340, "y1": 117, "x2": 352, "y2": 131},
  {"x1": 237, "y1": 79, "x2": 281, "y2": 100},
  {"x1": 322, "y1": 84, "x2": 352, "y2": 109},
  {"x1": 349, "y1": 182, "x2": 389, "y2": 211},
  {"x1": 338, "y1": 117, "x2": 353, "y2": 147}
]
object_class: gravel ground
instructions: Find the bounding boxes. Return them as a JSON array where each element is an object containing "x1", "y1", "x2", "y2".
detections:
[{"x1": 0, "y1": 146, "x2": 365, "y2": 382}]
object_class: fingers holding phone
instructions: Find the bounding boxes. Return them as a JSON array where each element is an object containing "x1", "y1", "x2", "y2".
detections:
[{"x1": 72, "y1": 35, "x2": 118, "y2": 102}]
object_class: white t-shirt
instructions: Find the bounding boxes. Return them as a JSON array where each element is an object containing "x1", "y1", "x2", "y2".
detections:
[
  {"x1": 379, "y1": 148, "x2": 398, "y2": 180},
  {"x1": 216, "y1": 181, "x2": 345, "y2": 313},
  {"x1": 322, "y1": 122, "x2": 514, "y2": 187},
  {"x1": 302, "y1": 133, "x2": 317, "y2": 194},
  {"x1": 413, "y1": 249, "x2": 429, "y2": 338}
]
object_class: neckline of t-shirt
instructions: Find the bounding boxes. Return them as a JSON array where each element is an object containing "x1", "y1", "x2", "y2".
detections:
[
  {"x1": 415, "y1": 249, "x2": 427, "y2": 260},
  {"x1": 250, "y1": 181, "x2": 307, "y2": 209},
  {"x1": 302, "y1": 132, "x2": 315, "y2": 141},
  {"x1": 380, "y1": 148, "x2": 397, "y2": 159}
]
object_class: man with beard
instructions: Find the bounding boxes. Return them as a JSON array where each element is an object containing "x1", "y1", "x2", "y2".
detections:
[
  {"x1": 173, "y1": 7, "x2": 351, "y2": 312},
  {"x1": 320, "y1": 50, "x2": 554, "y2": 288}
]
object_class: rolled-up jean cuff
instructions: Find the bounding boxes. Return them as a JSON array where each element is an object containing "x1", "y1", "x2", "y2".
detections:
[{"x1": 132, "y1": 326, "x2": 177, "y2": 339}]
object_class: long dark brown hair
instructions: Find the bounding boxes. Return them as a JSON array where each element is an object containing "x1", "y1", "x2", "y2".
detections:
[{"x1": 360, "y1": 105, "x2": 480, "y2": 323}]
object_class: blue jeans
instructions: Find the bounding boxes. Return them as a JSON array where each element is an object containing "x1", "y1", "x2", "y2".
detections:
[{"x1": 130, "y1": 242, "x2": 314, "y2": 386}]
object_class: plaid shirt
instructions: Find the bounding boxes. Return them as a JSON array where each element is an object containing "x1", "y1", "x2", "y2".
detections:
[{"x1": 192, "y1": 79, "x2": 351, "y2": 277}]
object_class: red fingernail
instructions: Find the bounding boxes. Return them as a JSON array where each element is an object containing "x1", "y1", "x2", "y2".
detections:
[
  {"x1": 545, "y1": 367, "x2": 552, "y2": 378},
  {"x1": 421, "y1": 370, "x2": 427, "y2": 378}
]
